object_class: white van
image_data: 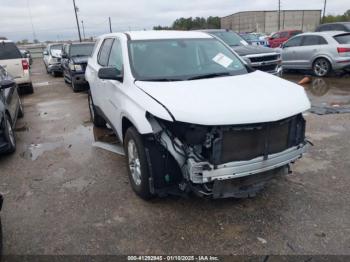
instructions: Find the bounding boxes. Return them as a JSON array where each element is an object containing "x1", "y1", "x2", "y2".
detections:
[{"x1": 0, "y1": 40, "x2": 33, "y2": 94}]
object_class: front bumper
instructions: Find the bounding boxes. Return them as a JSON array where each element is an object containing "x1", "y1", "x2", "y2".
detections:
[
  {"x1": 48, "y1": 63, "x2": 62, "y2": 73},
  {"x1": 187, "y1": 144, "x2": 307, "y2": 184}
]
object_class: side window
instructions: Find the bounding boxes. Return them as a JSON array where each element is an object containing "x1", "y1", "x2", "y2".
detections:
[
  {"x1": 302, "y1": 36, "x2": 328, "y2": 46},
  {"x1": 108, "y1": 39, "x2": 123, "y2": 71},
  {"x1": 98, "y1": 38, "x2": 114, "y2": 66},
  {"x1": 272, "y1": 33, "x2": 280, "y2": 39},
  {"x1": 284, "y1": 36, "x2": 302, "y2": 47}
]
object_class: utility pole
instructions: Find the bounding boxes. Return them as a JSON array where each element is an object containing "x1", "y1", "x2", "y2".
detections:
[
  {"x1": 72, "y1": 0, "x2": 82, "y2": 42},
  {"x1": 109, "y1": 17, "x2": 112, "y2": 33},
  {"x1": 322, "y1": 0, "x2": 327, "y2": 23},
  {"x1": 81, "y1": 20, "x2": 86, "y2": 40},
  {"x1": 278, "y1": 0, "x2": 281, "y2": 31}
]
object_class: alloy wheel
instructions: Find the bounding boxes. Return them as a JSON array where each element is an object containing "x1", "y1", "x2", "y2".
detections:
[
  {"x1": 314, "y1": 58, "x2": 330, "y2": 77},
  {"x1": 127, "y1": 139, "x2": 142, "y2": 186}
]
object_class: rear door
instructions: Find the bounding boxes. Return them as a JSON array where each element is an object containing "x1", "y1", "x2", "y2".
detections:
[
  {"x1": 0, "y1": 42, "x2": 24, "y2": 79},
  {"x1": 299, "y1": 35, "x2": 328, "y2": 68}
]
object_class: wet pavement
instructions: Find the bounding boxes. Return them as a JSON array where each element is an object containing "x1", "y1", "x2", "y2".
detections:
[{"x1": 0, "y1": 60, "x2": 349, "y2": 255}]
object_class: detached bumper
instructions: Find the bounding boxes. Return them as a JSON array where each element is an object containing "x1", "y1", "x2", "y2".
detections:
[{"x1": 188, "y1": 144, "x2": 307, "y2": 184}]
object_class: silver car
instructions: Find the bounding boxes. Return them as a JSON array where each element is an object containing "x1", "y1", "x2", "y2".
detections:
[{"x1": 281, "y1": 31, "x2": 350, "y2": 77}]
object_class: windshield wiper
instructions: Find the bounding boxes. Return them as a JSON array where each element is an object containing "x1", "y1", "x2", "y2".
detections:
[{"x1": 186, "y1": 72, "x2": 231, "y2": 80}]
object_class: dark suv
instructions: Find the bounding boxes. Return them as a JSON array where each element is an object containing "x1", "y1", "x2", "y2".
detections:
[
  {"x1": 202, "y1": 29, "x2": 282, "y2": 76},
  {"x1": 61, "y1": 42, "x2": 95, "y2": 92},
  {"x1": 316, "y1": 22, "x2": 350, "y2": 32}
]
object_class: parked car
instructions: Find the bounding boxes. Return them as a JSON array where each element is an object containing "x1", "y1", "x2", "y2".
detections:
[
  {"x1": 202, "y1": 29, "x2": 282, "y2": 75},
  {"x1": 268, "y1": 30, "x2": 303, "y2": 48},
  {"x1": 86, "y1": 31, "x2": 310, "y2": 200},
  {"x1": 316, "y1": 22, "x2": 350, "y2": 32},
  {"x1": 0, "y1": 65, "x2": 24, "y2": 154},
  {"x1": 281, "y1": 32, "x2": 350, "y2": 77},
  {"x1": 0, "y1": 40, "x2": 33, "y2": 94},
  {"x1": 61, "y1": 42, "x2": 95, "y2": 92},
  {"x1": 43, "y1": 43, "x2": 63, "y2": 77},
  {"x1": 20, "y1": 49, "x2": 33, "y2": 66},
  {"x1": 239, "y1": 33, "x2": 269, "y2": 46}
]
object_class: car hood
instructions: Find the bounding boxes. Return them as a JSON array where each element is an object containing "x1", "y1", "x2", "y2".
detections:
[
  {"x1": 71, "y1": 56, "x2": 89, "y2": 64},
  {"x1": 135, "y1": 71, "x2": 310, "y2": 125},
  {"x1": 231, "y1": 45, "x2": 276, "y2": 56}
]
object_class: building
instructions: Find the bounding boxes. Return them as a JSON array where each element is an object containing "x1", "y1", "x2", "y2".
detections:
[{"x1": 221, "y1": 10, "x2": 322, "y2": 33}]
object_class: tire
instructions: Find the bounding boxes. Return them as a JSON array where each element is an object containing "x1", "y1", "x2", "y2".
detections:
[
  {"x1": 124, "y1": 127, "x2": 153, "y2": 200},
  {"x1": 17, "y1": 98, "x2": 24, "y2": 118},
  {"x1": 72, "y1": 80, "x2": 79, "y2": 93},
  {"x1": 88, "y1": 91, "x2": 106, "y2": 127},
  {"x1": 313, "y1": 58, "x2": 331, "y2": 77},
  {"x1": 26, "y1": 83, "x2": 34, "y2": 94},
  {"x1": 3, "y1": 114, "x2": 16, "y2": 154}
]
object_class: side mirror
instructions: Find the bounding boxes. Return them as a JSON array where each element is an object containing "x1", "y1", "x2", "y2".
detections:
[
  {"x1": 61, "y1": 53, "x2": 68, "y2": 59},
  {"x1": 98, "y1": 67, "x2": 123, "y2": 82},
  {"x1": 0, "y1": 79, "x2": 16, "y2": 90},
  {"x1": 43, "y1": 51, "x2": 49, "y2": 55}
]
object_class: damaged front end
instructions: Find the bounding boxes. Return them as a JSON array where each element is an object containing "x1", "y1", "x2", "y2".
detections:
[{"x1": 145, "y1": 113, "x2": 307, "y2": 199}]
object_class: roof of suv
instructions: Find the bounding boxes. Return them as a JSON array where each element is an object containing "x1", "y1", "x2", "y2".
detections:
[
  {"x1": 124, "y1": 30, "x2": 213, "y2": 40},
  {"x1": 296, "y1": 31, "x2": 348, "y2": 37}
]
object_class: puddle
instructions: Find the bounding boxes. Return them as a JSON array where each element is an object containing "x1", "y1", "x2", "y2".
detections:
[
  {"x1": 283, "y1": 74, "x2": 350, "y2": 115},
  {"x1": 21, "y1": 142, "x2": 62, "y2": 161}
]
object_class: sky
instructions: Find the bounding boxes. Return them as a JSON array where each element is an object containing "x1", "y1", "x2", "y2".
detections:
[{"x1": 0, "y1": 0, "x2": 348, "y2": 42}]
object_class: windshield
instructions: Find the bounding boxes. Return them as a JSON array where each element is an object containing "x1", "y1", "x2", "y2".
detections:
[
  {"x1": 69, "y1": 44, "x2": 94, "y2": 57},
  {"x1": 211, "y1": 31, "x2": 248, "y2": 47},
  {"x1": 334, "y1": 33, "x2": 350, "y2": 44},
  {"x1": 50, "y1": 44, "x2": 62, "y2": 51},
  {"x1": 0, "y1": 42, "x2": 22, "y2": 59},
  {"x1": 129, "y1": 38, "x2": 247, "y2": 81}
]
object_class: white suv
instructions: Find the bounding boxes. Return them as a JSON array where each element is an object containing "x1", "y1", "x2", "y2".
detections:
[
  {"x1": 86, "y1": 31, "x2": 310, "y2": 200},
  {"x1": 0, "y1": 40, "x2": 33, "y2": 94}
]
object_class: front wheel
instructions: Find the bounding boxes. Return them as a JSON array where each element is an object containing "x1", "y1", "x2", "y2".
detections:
[
  {"x1": 124, "y1": 127, "x2": 153, "y2": 200},
  {"x1": 313, "y1": 58, "x2": 331, "y2": 77}
]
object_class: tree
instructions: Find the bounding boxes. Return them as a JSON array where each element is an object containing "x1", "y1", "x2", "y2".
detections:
[
  {"x1": 154, "y1": 16, "x2": 221, "y2": 31},
  {"x1": 323, "y1": 9, "x2": 350, "y2": 23}
]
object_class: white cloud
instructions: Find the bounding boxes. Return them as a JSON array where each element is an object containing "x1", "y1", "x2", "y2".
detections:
[{"x1": 1, "y1": 0, "x2": 347, "y2": 41}]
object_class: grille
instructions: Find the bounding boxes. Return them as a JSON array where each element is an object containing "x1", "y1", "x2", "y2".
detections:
[
  {"x1": 249, "y1": 55, "x2": 279, "y2": 63},
  {"x1": 212, "y1": 115, "x2": 305, "y2": 165},
  {"x1": 254, "y1": 64, "x2": 278, "y2": 72}
]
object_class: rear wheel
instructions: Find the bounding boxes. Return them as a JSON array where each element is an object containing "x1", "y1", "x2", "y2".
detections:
[
  {"x1": 88, "y1": 91, "x2": 106, "y2": 127},
  {"x1": 17, "y1": 98, "x2": 24, "y2": 118},
  {"x1": 124, "y1": 127, "x2": 153, "y2": 200},
  {"x1": 26, "y1": 83, "x2": 34, "y2": 94},
  {"x1": 3, "y1": 115, "x2": 16, "y2": 154},
  {"x1": 313, "y1": 58, "x2": 331, "y2": 77}
]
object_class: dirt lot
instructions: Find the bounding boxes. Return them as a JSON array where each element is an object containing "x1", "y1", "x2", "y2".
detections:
[{"x1": 0, "y1": 59, "x2": 349, "y2": 255}]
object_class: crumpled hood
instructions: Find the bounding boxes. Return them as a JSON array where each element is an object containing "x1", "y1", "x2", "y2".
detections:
[
  {"x1": 71, "y1": 56, "x2": 89, "y2": 64},
  {"x1": 135, "y1": 71, "x2": 310, "y2": 125},
  {"x1": 232, "y1": 45, "x2": 277, "y2": 56}
]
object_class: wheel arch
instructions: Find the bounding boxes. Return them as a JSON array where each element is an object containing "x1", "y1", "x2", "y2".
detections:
[{"x1": 311, "y1": 55, "x2": 333, "y2": 69}]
